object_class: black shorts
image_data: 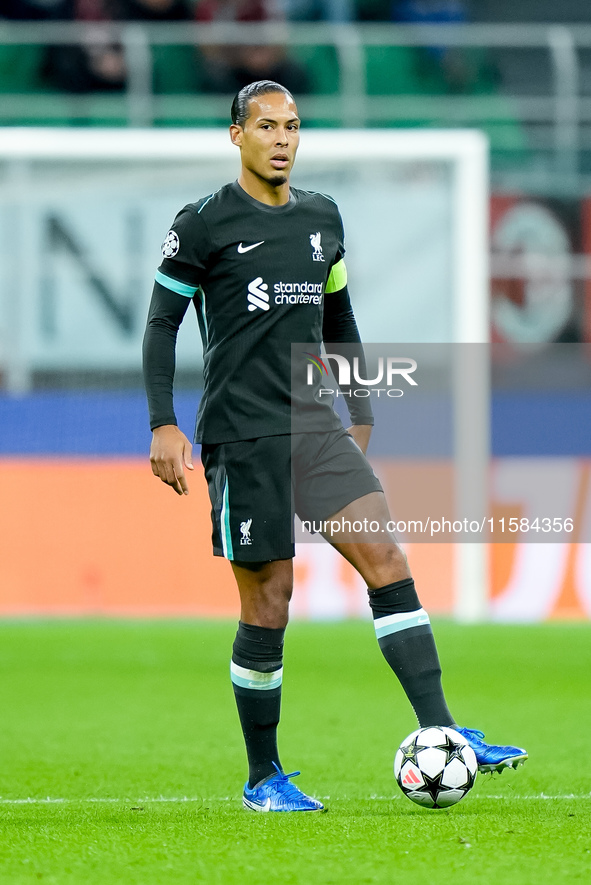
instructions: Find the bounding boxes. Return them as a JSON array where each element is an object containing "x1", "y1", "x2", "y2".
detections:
[{"x1": 201, "y1": 428, "x2": 383, "y2": 561}]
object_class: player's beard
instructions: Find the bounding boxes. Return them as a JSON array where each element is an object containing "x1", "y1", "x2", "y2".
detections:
[{"x1": 267, "y1": 174, "x2": 288, "y2": 187}]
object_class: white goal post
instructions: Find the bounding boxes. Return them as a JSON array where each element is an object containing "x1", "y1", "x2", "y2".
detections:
[{"x1": 0, "y1": 127, "x2": 490, "y2": 622}]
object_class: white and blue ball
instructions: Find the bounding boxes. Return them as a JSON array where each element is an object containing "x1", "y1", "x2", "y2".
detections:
[{"x1": 394, "y1": 726, "x2": 478, "y2": 809}]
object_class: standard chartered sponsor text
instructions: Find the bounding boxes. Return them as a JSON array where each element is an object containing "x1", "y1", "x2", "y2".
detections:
[{"x1": 274, "y1": 281, "x2": 323, "y2": 305}]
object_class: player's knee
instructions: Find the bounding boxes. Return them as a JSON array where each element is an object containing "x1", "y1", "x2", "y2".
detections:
[
  {"x1": 365, "y1": 542, "x2": 410, "y2": 587},
  {"x1": 260, "y1": 577, "x2": 293, "y2": 618},
  {"x1": 239, "y1": 569, "x2": 293, "y2": 628}
]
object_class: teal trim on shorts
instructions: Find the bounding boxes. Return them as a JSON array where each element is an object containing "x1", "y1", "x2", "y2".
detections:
[
  {"x1": 220, "y1": 479, "x2": 234, "y2": 560},
  {"x1": 155, "y1": 270, "x2": 197, "y2": 298}
]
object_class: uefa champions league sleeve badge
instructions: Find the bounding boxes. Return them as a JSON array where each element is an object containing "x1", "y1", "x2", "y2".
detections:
[{"x1": 162, "y1": 230, "x2": 180, "y2": 258}]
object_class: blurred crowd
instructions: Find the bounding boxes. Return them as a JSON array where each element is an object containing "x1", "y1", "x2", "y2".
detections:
[
  {"x1": 0, "y1": 0, "x2": 470, "y2": 23},
  {"x1": 0, "y1": 0, "x2": 495, "y2": 97}
]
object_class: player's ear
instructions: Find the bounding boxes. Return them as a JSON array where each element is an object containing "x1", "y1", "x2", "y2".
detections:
[{"x1": 230, "y1": 124, "x2": 243, "y2": 147}]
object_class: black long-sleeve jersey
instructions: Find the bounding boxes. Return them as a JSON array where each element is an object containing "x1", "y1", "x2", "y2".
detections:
[{"x1": 143, "y1": 180, "x2": 373, "y2": 444}]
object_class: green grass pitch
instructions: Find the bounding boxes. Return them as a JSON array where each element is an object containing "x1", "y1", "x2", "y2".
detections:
[{"x1": 0, "y1": 619, "x2": 588, "y2": 884}]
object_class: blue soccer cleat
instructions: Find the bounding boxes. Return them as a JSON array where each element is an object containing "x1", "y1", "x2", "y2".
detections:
[
  {"x1": 456, "y1": 726, "x2": 528, "y2": 773},
  {"x1": 242, "y1": 763, "x2": 325, "y2": 813}
]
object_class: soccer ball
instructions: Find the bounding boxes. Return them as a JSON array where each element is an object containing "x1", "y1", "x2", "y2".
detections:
[{"x1": 394, "y1": 726, "x2": 477, "y2": 809}]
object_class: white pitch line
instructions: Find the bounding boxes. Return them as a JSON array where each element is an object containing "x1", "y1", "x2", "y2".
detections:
[
  {"x1": 0, "y1": 794, "x2": 588, "y2": 805},
  {"x1": 369, "y1": 794, "x2": 591, "y2": 801},
  {"x1": 0, "y1": 797, "x2": 214, "y2": 805}
]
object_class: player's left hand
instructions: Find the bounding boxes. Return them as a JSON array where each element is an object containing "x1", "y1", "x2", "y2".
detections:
[{"x1": 347, "y1": 424, "x2": 372, "y2": 455}]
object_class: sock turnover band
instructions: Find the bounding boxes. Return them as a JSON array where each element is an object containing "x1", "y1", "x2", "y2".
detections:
[{"x1": 230, "y1": 661, "x2": 283, "y2": 691}]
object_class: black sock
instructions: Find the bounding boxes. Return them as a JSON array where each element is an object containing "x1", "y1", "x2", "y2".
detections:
[
  {"x1": 231, "y1": 621, "x2": 284, "y2": 788},
  {"x1": 368, "y1": 578, "x2": 455, "y2": 728}
]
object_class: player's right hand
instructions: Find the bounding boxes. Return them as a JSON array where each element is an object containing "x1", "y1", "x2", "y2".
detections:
[{"x1": 149, "y1": 425, "x2": 194, "y2": 496}]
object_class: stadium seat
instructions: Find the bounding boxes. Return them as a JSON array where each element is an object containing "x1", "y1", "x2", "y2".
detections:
[
  {"x1": 152, "y1": 45, "x2": 204, "y2": 95},
  {"x1": 0, "y1": 44, "x2": 47, "y2": 93},
  {"x1": 292, "y1": 44, "x2": 340, "y2": 95}
]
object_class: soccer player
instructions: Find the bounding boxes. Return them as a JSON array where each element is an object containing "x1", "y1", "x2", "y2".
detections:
[{"x1": 143, "y1": 80, "x2": 527, "y2": 813}]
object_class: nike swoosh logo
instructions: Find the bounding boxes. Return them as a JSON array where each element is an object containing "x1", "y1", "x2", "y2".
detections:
[
  {"x1": 238, "y1": 241, "x2": 264, "y2": 253},
  {"x1": 244, "y1": 796, "x2": 271, "y2": 812}
]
